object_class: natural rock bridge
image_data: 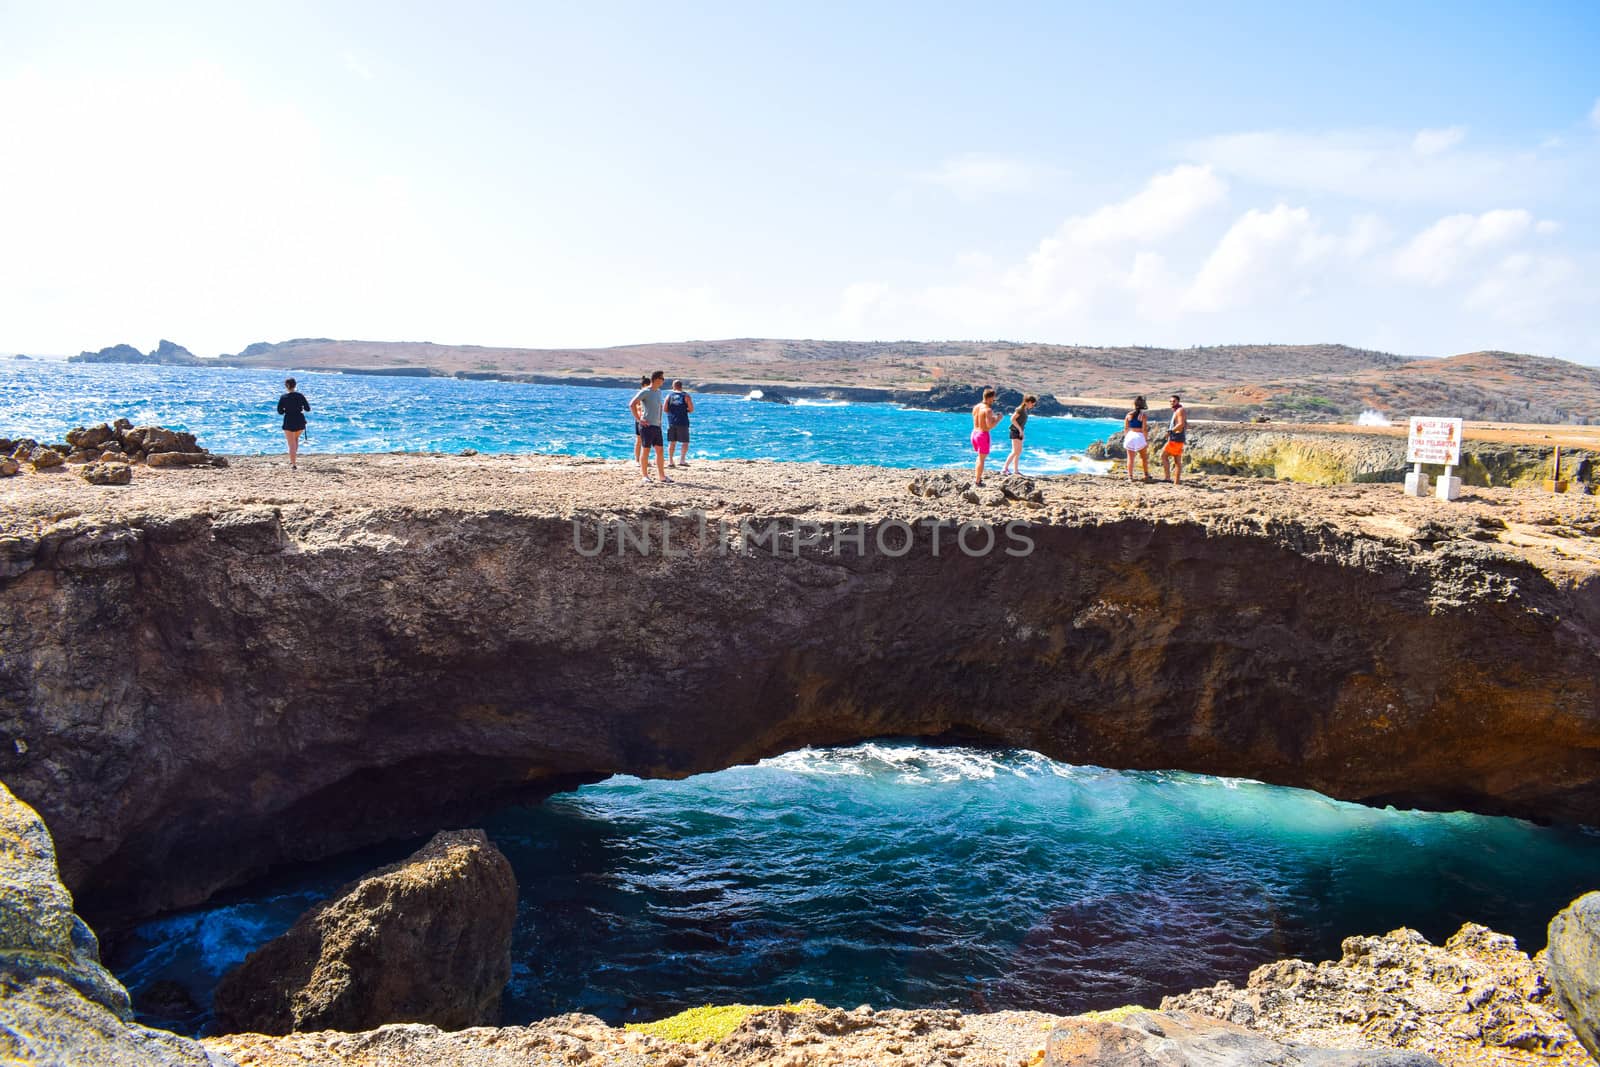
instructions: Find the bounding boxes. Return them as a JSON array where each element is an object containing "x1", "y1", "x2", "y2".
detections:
[{"x1": 1, "y1": 454, "x2": 1597, "y2": 929}]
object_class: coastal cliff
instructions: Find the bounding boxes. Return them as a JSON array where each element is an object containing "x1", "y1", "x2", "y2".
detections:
[{"x1": 1, "y1": 455, "x2": 1598, "y2": 930}]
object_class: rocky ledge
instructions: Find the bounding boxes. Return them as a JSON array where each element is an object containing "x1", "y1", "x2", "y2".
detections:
[{"x1": 0, "y1": 454, "x2": 1597, "y2": 928}]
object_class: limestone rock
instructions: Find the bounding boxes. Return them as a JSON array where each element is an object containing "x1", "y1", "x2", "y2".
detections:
[
  {"x1": 66, "y1": 423, "x2": 115, "y2": 450},
  {"x1": 212, "y1": 829, "x2": 517, "y2": 1035},
  {"x1": 7, "y1": 437, "x2": 37, "y2": 458},
  {"x1": 0, "y1": 781, "x2": 237, "y2": 1065},
  {"x1": 908, "y1": 471, "x2": 965, "y2": 498},
  {"x1": 1548, "y1": 891, "x2": 1600, "y2": 1062},
  {"x1": 29, "y1": 449, "x2": 64, "y2": 471},
  {"x1": 1046, "y1": 1010, "x2": 1440, "y2": 1066},
  {"x1": 999, "y1": 475, "x2": 1043, "y2": 503},
  {"x1": 81, "y1": 462, "x2": 133, "y2": 486},
  {"x1": 1164, "y1": 925, "x2": 1591, "y2": 1066},
  {"x1": 139, "y1": 426, "x2": 201, "y2": 454},
  {"x1": 0, "y1": 458, "x2": 17, "y2": 477},
  {"x1": 146, "y1": 450, "x2": 227, "y2": 468},
  {"x1": 962, "y1": 485, "x2": 1007, "y2": 506}
]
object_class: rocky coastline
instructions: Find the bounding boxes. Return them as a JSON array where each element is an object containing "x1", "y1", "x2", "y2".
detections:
[{"x1": 2, "y1": 453, "x2": 1597, "y2": 932}]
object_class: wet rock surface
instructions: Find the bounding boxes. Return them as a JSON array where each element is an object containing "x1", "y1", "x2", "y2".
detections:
[
  {"x1": 213, "y1": 830, "x2": 517, "y2": 1035},
  {"x1": 0, "y1": 454, "x2": 1597, "y2": 928}
]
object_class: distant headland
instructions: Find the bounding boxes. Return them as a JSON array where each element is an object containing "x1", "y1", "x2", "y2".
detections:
[{"x1": 65, "y1": 336, "x2": 1600, "y2": 424}]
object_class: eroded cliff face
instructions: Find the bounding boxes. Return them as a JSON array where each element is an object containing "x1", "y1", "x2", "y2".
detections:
[{"x1": 1, "y1": 456, "x2": 1597, "y2": 928}]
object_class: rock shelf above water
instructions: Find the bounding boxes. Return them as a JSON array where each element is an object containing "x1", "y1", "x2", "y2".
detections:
[{"x1": 0, "y1": 454, "x2": 1597, "y2": 930}]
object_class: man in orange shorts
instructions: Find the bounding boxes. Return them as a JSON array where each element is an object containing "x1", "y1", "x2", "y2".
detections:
[{"x1": 1162, "y1": 394, "x2": 1187, "y2": 484}]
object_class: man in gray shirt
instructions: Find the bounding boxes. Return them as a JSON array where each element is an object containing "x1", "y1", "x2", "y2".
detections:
[{"x1": 630, "y1": 370, "x2": 670, "y2": 485}]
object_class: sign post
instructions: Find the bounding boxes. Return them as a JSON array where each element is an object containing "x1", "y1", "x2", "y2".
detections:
[{"x1": 1406, "y1": 416, "x2": 1463, "y2": 500}]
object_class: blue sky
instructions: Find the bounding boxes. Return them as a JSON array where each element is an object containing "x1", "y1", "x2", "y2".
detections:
[{"x1": 1, "y1": 1, "x2": 1596, "y2": 362}]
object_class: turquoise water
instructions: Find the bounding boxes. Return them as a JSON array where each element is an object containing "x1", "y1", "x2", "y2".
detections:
[
  {"x1": 111, "y1": 743, "x2": 1600, "y2": 1034},
  {"x1": 1, "y1": 362, "x2": 1118, "y2": 472}
]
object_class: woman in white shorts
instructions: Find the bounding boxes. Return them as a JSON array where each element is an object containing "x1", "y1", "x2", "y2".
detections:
[{"x1": 1123, "y1": 395, "x2": 1151, "y2": 482}]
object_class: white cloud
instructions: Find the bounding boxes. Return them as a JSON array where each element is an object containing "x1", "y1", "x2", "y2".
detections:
[
  {"x1": 1063, "y1": 164, "x2": 1227, "y2": 246},
  {"x1": 1392, "y1": 209, "x2": 1534, "y2": 285},
  {"x1": 916, "y1": 154, "x2": 1056, "y2": 197},
  {"x1": 1536, "y1": 219, "x2": 1561, "y2": 235},
  {"x1": 1186, "y1": 128, "x2": 1550, "y2": 203},
  {"x1": 838, "y1": 282, "x2": 890, "y2": 328},
  {"x1": 1412, "y1": 126, "x2": 1466, "y2": 156},
  {"x1": 1184, "y1": 205, "x2": 1319, "y2": 312},
  {"x1": 1465, "y1": 252, "x2": 1584, "y2": 325}
]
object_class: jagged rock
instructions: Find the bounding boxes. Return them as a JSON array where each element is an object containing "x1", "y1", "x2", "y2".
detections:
[
  {"x1": 114, "y1": 418, "x2": 133, "y2": 431},
  {"x1": 66, "y1": 423, "x2": 115, "y2": 450},
  {"x1": 999, "y1": 475, "x2": 1043, "y2": 503},
  {"x1": 66, "y1": 449, "x2": 98, "y2": 464},
  {"x1": 0, "y1": 458, "x2": 17, "y2": 477},
  {"x1": 0, "y1": 438, "x2": 11, "y2": 455},
  {"x1": 908, "y1": 471, "x2": 966, "y2": 498},
  {"x1": 897, "y1": 383, "x2": 1068, "y2": 416},
  {"x1": 962, "y1": 485, "x2": 1007, "y2": 506},
  {"x1": 8, "y1": 438, "x2": 37, "y2": 458},
  {"x1": 29, "y1": 449, "x2": 64, "y2": 471},
  {"x1": 1548, "y1": 891, "x2": 1600, "y2": 1062},
  {"x1": 81, "y1": 462, "x2": 132, "y2": 486},
  {"x1": 1046, "y1": 1011, "x2": 1440, "y2": 1066},
  {"x1": 0, "y1": 781, "x2": 237, "y2": 1066},
  {"x1": 140, "y1": 427, "x2": 201, "y2": 454},
  {"x1": 146, "y1": 451, "x2": 227, "y2": 469},
  {"x1": 1163, "y1": 925, "x2": 1590, "y2": 1065},
  {"x1": 212, "y1": 829, "x2": 517, "y2": 1035}
]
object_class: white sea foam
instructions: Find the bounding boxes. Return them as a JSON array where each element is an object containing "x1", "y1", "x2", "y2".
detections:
[
  {"x1": 743, "y1": 389, "x2": 765, "y2": 401},
  {"x1": 1356, "y1": 409, "x2": 1392, "y2": 427},
  {"x1": 760, "y1": 742, "x2": 1070, "y2": 784},
  {"x1": 793, "y1": 399, "x2": 849, "y2": 407}
]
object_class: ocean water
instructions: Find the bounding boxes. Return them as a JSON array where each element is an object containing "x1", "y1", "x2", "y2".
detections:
[
  {"x1": 111, "y1": 743, "x2": 1600, "y2": 1034},
  {"x1": 0, "y1": 361, "x2": 1119, "y2": 473}
]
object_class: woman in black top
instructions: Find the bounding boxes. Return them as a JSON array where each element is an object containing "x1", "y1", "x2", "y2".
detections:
[{"x1": 277, "y1": 377, "x2": 311, "y2": 470}]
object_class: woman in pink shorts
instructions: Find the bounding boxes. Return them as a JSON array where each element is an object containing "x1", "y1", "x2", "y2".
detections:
[{"x1": 971, "y1": 387, "x2": 1001, "y2": 485}]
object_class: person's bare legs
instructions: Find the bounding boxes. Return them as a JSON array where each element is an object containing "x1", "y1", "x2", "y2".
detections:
[
  {"x1": 1140, "y1": 448, "x2": 1150, "y2": 479},
  {"x1": 634, "y1": 430, "x2": 643, "y2": 463},
  {"x1": 285, "y1": 430, "x2": 300, "y2": 469},
  {"x1": 1162, "y1": 450, "x2": 1174, "y2": 482},
  {"x1": 1172, "y1": 450, "x2": 1182, "y2": 485},
  {"x1": 975, "y1": 451, "x2": 988, "y2": 485},
  {"x1": 655, "y1": 444, "x2": 668, "y2": 481},
  {"x1": 639, "y1": 441, "x2": 652, "y2": 480},
  {"x1": 1002, "y1": 439, "x2": 1021, "y2": 475},
  {"x1": 1126, "y1": 450, "x2": 1136, "y2": 482}
]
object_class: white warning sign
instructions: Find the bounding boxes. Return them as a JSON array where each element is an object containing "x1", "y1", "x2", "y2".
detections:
[{"x1": 1407, "y1": 417, "x2": 1463, "y2": 466}]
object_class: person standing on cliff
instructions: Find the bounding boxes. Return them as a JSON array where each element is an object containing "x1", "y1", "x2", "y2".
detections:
[
  {"x1": 971, "y1": 388, "x2": 1002, "y2": 485},
  {"x1": 1123, "y1": 396, "x2": 1151, "y2": 482},
  {"x1": 1000, "y1": 394, "x2": 1037, "y2": 476},
  {"x1": 665, "y1": 379, "x2": 694, "y2": 468},
  {"x1": 1162, "y1": 394, "x2": 1187, "y2": 484},
  {"x1": 277, "y1": 378, "x2": 310, "y2": 471},
  {"x1": 632, "y1": 373, "x2": 649, "y2": 463},
  {"x1": 630, "y1": 370, "x2": 671, "y2": 485}
]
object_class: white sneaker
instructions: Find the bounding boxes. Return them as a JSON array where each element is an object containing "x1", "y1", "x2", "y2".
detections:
[
  {"x1": 638, "y1": 477, "x2": 653, "y2": 486},
  {"x1": 661, "y1": 475, "x2": 676, "y2": 484}
]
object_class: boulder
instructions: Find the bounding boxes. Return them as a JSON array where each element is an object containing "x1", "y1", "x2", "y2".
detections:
[
  {"x1": 139, "y1": 426, "x2": 201, "y2": 454},
  {"x1": 999, "y1": 475, "x2": 1044, "y2": 503},
  {"x1": 0, "y1": 458, "x2": 17, "y2": 477},
  {"x1": 961, "y1": 485, "x2": 1007, "y2": 506},
  {"x1": 30, "y1": 449, "x2": 64, "y2": 471},
  {"x1": 212, "y1": 829, "x2": 518, "y2": 1035},
  {"x1": 1046, "y1": 1010, "x2": 1440, "y2": 1067},
  {"x1": 81, "y1": 462, "x2": 133, "y2": 486},
  {"x1": 66, "y1": 423, "x2": 115, "y2": 450},
  {"x1": 146, "y1": 451, "x2": 227, "y2": 469},
  {"x1": 8, "y1": 438, "x2": 37, "y2": 459},
  {"x1": 0, "y1": 781, "x2": 237, "y2": 1066},
  {"x1": 1548, "y1": 891, "x2": 1600, "y2": 1062},
  {"x1": 908, "y1": 471, "x2": 966, "y2": 499},
  {"x1": 0, "y1": 438, "x2": 11, "y2": 455}
]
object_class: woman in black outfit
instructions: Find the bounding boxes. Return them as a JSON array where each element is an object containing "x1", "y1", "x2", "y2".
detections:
[{"x1": 277, "y1": 378, "x2": 311, "y2": 469}]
